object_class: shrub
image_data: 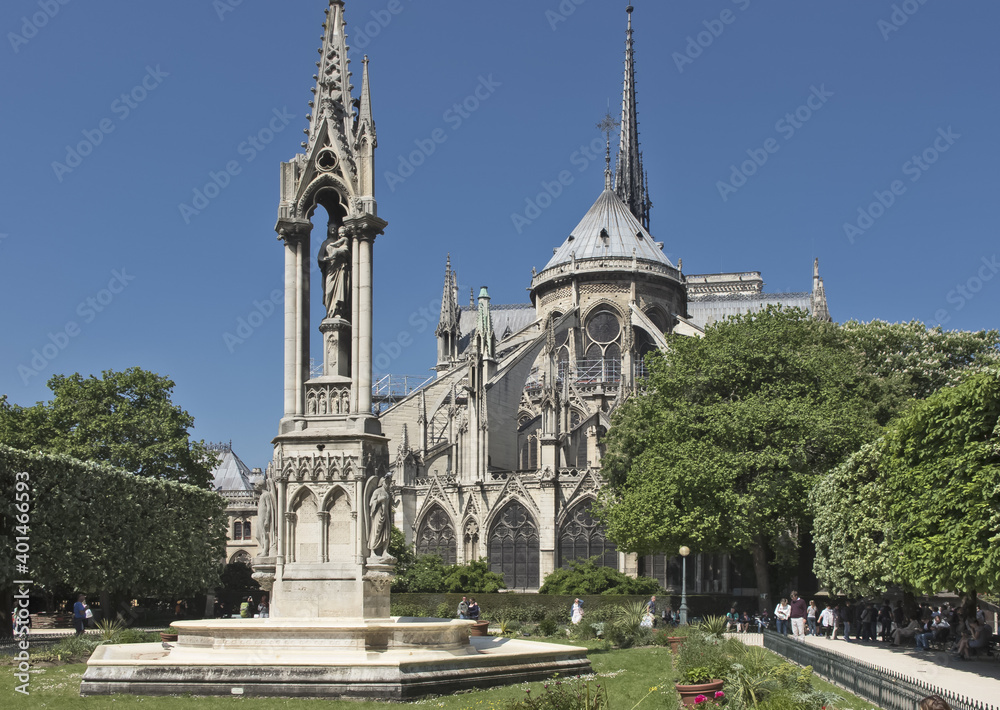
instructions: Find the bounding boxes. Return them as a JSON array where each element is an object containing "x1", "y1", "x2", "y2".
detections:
[
  {"x1": 117, "y1": 629, "x2": 159, "y2": 644},
  {"x1": 538, "y1": 617, "x2": 559, "y2": 636},
  {"x1": 540, "y1": 557, "x2": 663, "y2": 596},
  {"x1": 434, "y1": 602, "x2": 453, "y2": 619},
  {"x1": 572, "y1": 622, "x2": 597, "y2": 641},
  {"x1": 499, "y1": 677, "x2": 611, "y2": 709},
  {"x1": 390, "y1": 602, "x2": 431, "y2": 617},
  {"x1": 676, "y1": 633, "x2": 732, "y2": 683},
  {"x1": 700, "y1": 615, "x2": 728, "y2": 639}
]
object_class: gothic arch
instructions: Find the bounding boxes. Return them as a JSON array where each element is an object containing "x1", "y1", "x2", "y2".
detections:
[
  {"x1": 557, "y1": 498, "x2": 618, "y2": 569},
  {"x1": 580, "y1": 300, "x2": 625, "y2": 324},
  {"x1": 298, "y1": 173, "x2": 351, "y2": 219},
  {"x1": 462, "y1": 517, "x2": 481, "y2": 562},
  {"x1": 488, "y1": 500, "x2": 540, "y2": 589},
  {"x1": 415, "y1": 504, "x2": 457, "y2": 564},
  {"x1": 230, "y1": 549, "x2": 252, "y2": 566},
  {"x1": 320, "y1": 484, "x2": 352, "y2": 511},
  {"x1": 323, "y1": 486, "x2": 354, "y2": 562},
  {"x1": 289, "y1": 486, "x2": 319, "y2": 563}
]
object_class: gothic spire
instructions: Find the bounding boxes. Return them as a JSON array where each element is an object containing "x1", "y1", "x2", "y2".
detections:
[
  {"x1": 356, "y1": 55, "x2": 375, "y2": 143},
  {"x1": 436, "y1": 255, "x2": 459, "y2": 336},
  {"x1": 614, "y1": 5, "x2": 652, "y2": 231},
  {"x1": 473, "y1": 287, "x2": 496, "y2": 361},
  {"x1": 307, "y1": 1, "x2": 354, "y2": 152}
]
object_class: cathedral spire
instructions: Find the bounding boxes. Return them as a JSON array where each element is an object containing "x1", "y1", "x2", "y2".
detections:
[
  {"x1": 435, "y1": 255, "x2": 460, "y2": 373},
  {"x1": 614, "y1": 5, "x2": 652, "y2": 231},
  {"x1": 307, "y1": 1, "x2": 353, "y2": 152}
]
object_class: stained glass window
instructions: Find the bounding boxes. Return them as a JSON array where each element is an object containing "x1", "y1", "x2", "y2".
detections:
[
  {"x1": 415, "y1": 505, "x2": 457, "y2": 565},
  {"x1": 558, "y1": 501, "x2": 618, "y2": 569},
  {"x1": 489, "y1": 501, "x2": 539, "y2": 589}
]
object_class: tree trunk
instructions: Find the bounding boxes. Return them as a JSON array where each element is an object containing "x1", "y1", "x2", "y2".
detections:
[
  {"x1": 0, "y1": 584, "x2": 13, "y2": 639},
  {"x1": 751, "y1": 536, "x2": 771, "y2": 614},
  {"x1": 959, "y1": 590, "x2": 978, "y2": 624},
  {"x1": 902, "y1": 590, "x2": 919, "y2": 620}
]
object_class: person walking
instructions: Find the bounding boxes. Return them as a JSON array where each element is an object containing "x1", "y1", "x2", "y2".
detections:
[
  {"x1": 806, "y1": 600, "x2": 818, "y2": 636},
  {"x1": 257, "y1": 594, "x2": 269, "y2": 619},
  {"x1": 73, "y1": 594, "x2": 89, "y2": 636},
  {"x1": 842, "y1": 601, "x2": 854, "y2": 642},
  {"x1": 646, "y1": 595, "x2": 657, "y2": 627},
  {"x1": 468, "y1": 598, "x2": 480, "y2": 621},
  {"x1": 819, "y1": 603, "x2": 834, "y2": 638},
  {"x1": 774, "y1": 598, "x2": 791, "y2": 635},
  {"x1": 457, "y1": 596, "x2": 470, "y2": 620},
  {"x1": 571, "y1": 598, "x2": 584, "y2": 625},
  {"x1": 789, "y1": 591, "x2": 807, "y2": 640}
]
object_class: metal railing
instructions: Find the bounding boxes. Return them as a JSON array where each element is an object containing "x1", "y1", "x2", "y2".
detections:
[{"x1": 763, "y1": 631, "x2": 997, "y2": 710}]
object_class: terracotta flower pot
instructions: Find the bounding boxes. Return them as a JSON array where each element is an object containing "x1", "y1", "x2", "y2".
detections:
[
  {"x1": 160, "y1": 632, "x2": 178, "y2": 643},
  {"x1": 667, "y1": 636, "x2": 687, "y2": 653},
  {"x1": 469, "y1": 620, "x2": 490, "y2": 637},
  {"x1": 675, "y1": 679, "x2": 724, "y2": 706}
]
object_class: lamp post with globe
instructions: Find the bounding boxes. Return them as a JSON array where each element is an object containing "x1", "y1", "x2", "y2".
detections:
[{"x1": 679, "y1": 546, "x2": 690, "y2": 625}]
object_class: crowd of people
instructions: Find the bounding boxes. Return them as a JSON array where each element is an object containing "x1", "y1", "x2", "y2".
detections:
[{"x1": 770, "y1": 597, "x2": 995, "y2": 659}]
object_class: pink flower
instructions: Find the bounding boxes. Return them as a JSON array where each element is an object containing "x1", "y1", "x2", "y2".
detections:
[
  {"x1": 715, "y1": 691, "x2": 725, "y2": 699},
  {"x1": 694, "y1": 695, "x2": 709, "y2": 704}
]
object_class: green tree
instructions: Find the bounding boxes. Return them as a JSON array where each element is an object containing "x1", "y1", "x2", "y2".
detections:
[
  {"x1": 0, "y1": 368, "x2": 216, "y2": 488},
  {"x1": 841, "y1": 320, "x2": 1000, "y2": 423},
  {"x1": 881, "y1": 368, "x2": 1000, "y2": 598},
  {"x1": 810, "y1": 442, "x2": 897, "y2": 596},
  {"x1": 442, "y1": 559, "x2": 507, "y2": 594},
  {"x1": 539, "y1": 557, "x2": 662, "y2": 596},
  {"x1": 598, "y1": 307, "x2": 880, "y2": 610}
]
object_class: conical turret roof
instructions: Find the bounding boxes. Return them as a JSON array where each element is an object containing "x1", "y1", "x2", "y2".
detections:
[{"x1": 542, "y1": 187, "x2": 673, "y2": 272}]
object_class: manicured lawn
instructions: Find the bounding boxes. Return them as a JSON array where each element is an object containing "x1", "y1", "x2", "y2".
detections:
[{"x1": 2, "y1": 640, "x2": 879, "y2": 709}]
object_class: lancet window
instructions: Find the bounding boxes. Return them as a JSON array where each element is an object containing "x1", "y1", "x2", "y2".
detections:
[
  {"x1": 558, "y1": 500, "x2": 618, "y2": 569},
  {"x1": 488, "y1": 501, "x2": 539, "y2": 589},
  {"x1": 415, "y1": 504, "x2": 457, "y2": 564}
]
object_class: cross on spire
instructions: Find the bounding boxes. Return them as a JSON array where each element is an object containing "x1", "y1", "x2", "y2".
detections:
[{"x1": 597, "y1": 111, "x2": 620, "y2": 189}]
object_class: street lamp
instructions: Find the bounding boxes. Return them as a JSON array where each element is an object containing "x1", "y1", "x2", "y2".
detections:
[{"x1": 679, "y1": 546, "x2": 690, "y2": 625}]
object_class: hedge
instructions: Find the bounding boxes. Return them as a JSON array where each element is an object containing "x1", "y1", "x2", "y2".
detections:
[{"x1": 1, "y1": 445, "x2": 228, "y2": 601}]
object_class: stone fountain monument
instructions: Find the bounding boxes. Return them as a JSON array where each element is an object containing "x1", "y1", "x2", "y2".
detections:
[{"x1": 80, "y1": 1, "x2": 589, "y2": 699}]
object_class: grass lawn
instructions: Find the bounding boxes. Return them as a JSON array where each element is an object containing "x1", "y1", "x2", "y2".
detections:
[{"x1": 1, "y1": 640, "x2": 880, "y2": 709}]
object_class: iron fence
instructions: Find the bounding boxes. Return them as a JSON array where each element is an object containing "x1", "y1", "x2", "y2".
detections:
[{"x1": 763, "y1": 631, "x2": 997, "y2": 710}]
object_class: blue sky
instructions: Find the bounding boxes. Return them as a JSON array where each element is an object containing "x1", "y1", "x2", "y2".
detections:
[{"x1": 1, "y1": 0, "x2": 997, "y2": 470}]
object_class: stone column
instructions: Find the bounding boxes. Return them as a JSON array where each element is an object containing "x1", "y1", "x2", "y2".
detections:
[
  {"x1": 318, "y1": 511, "x2": 330, "y2": 562},
  {"x1": 276, "y1": 477, "x2": 287, "y2": 565},
  {"x1": 285, "y1": 512, "x2": 297, "y2": 563},
  {"x1": 343, "y1": 214, "x2": 386, "y2": 415},
  {"x1": 280, "y1": 231, "x2": 297, "y2": 419},
  {"x1": 297, "y1": 228, "x2": 311, "y2": 414},
  {"x1": 357, "y1": 234, "x2": 373, "y2": 414},
  {"x1": 350, "y1": 232, "x2": 361, "y2": 412}
]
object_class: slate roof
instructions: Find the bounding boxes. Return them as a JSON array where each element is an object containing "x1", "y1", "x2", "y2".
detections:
[
  {"x1": 542, "y1": 187, "x2": 673, "y2": 272},
  {"x1": 211, "y1": 447, "x2": 255, "y2": 492},
  {"x1": 458, "y1": 303, "x2": 536, "y2": 351},
  {"x1": 687, "y1": 292, "x2": 813, "y2": 328}
]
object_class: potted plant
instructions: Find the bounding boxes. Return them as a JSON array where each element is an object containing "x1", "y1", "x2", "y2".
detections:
[
  {"x1": 160, "y1": 626, "x2": 179, "y2": 643},
  {"x1": 674, "y1": 632, "x2": 731, "y2": 706},
  {"x1": 675, "y1": 667, "x2": 725, "y2": 706}
]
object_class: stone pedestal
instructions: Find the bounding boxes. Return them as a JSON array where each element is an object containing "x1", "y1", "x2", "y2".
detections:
[
  {"x1": 320, "y1": 317, "x2": 351, "y2": 378},
  {"x1": 81, "y1": 619, "x2": 591, "y2": 700}
]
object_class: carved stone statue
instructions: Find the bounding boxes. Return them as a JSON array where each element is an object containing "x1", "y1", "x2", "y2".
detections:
[
  {"x1": 255, "y1": 477, "x2": 277, "y2": 557},
  {"x1": 318, "y1": 225, "x2": 351, "y2": 319},
  {"x1": 367, "y1": 474, "x2": 392, "y2": 558}
]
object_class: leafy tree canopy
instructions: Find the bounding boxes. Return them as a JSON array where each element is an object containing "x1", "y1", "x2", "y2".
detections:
[
  {"x1": 598, "y1": 306, "x2": 881, "y2": 607},
  {"x1": 539, "y1": 557, "x2": 662, "y2": 596},
  {"x1": 841, "y1": 320, "x2": 1000, "y2": 423},
  {"x1": 810, "y1": 442, "x2": 897, "y2": 597},
  {"x1": 880, "y1": 368, "x2": 1000, "y2": 595},
  {"x1": 0, "y1": 368, "x2": 216, "y2": 488}
]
